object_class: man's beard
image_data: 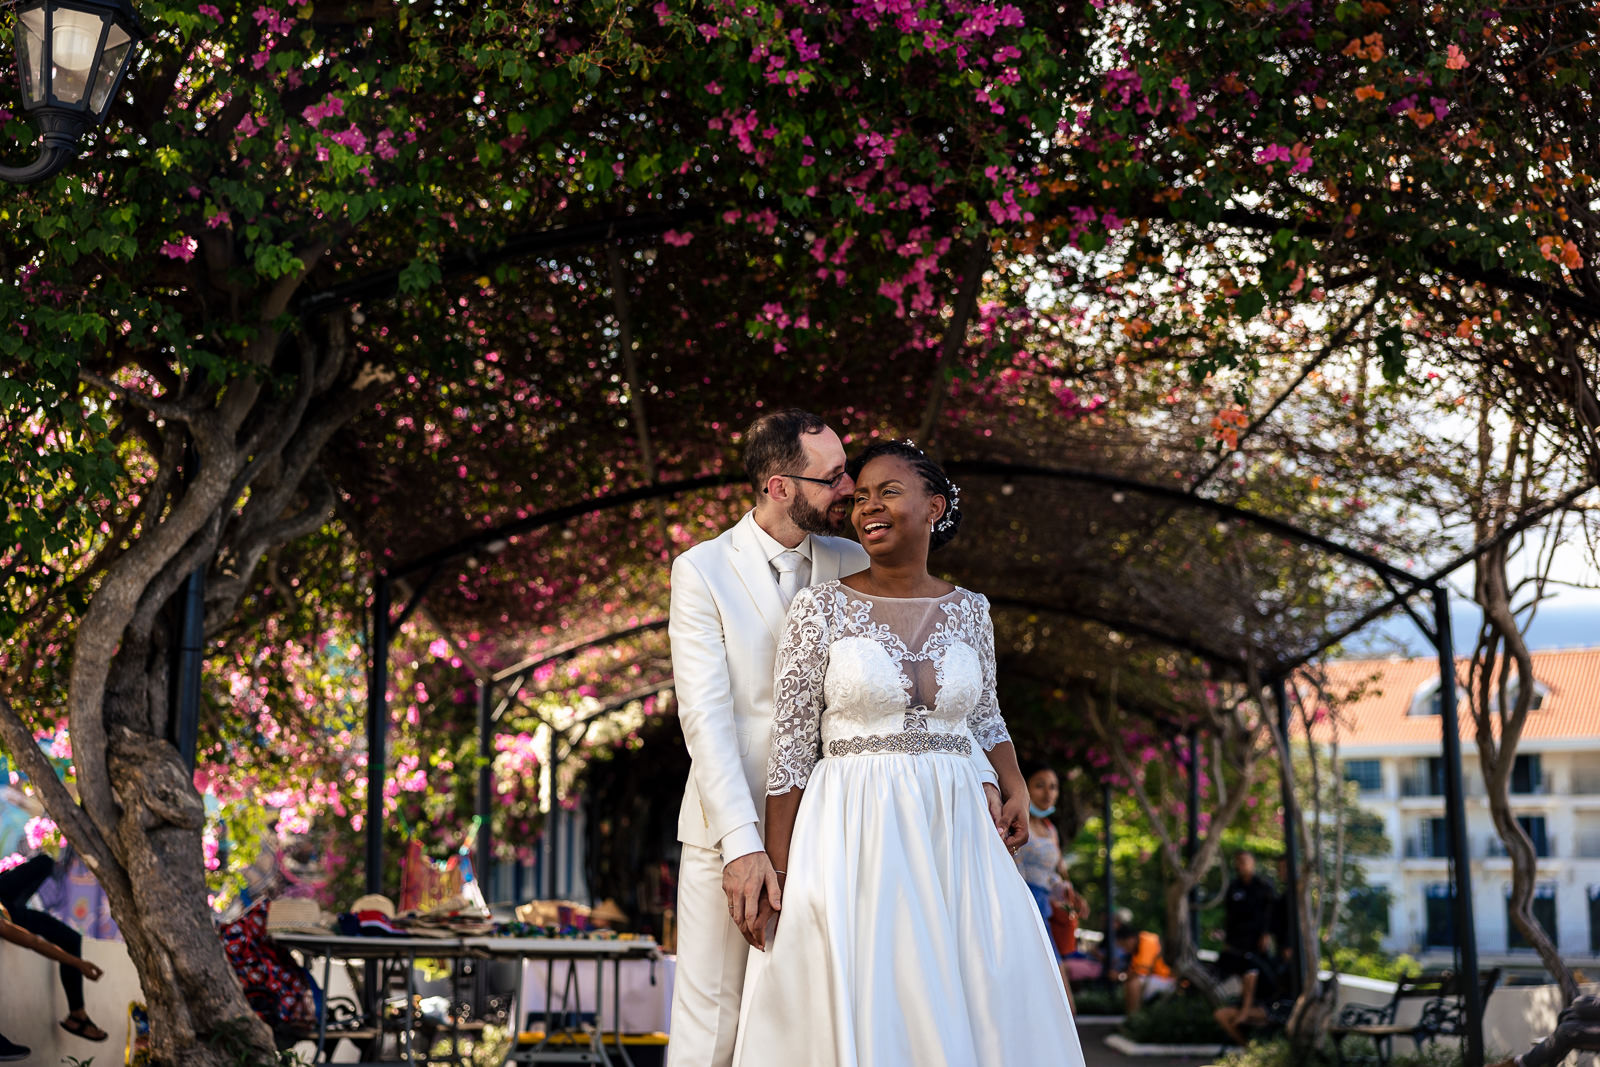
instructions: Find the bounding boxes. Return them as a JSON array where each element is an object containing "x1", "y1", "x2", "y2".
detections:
[{"x1": 789, "y1": 492, "x2": 848, "y2": 536}]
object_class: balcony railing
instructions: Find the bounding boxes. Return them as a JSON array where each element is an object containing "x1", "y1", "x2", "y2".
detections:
[
  {"x1": 1404, "y1": 836, "x2": 1454, "y2": 860},
  {"x1": 1574, "y1": 774, "x2": 1600, "y2": 796},
  {"x1": 1486, "y1": 836, "x2": 1553, "y2": 859},
  {"x1": 1401, "y1": 777, "x2": 1444, "y2": 798}
]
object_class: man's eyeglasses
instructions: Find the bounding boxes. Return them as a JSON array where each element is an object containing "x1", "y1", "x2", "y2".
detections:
[{"x1": 764, "y1": 470, "x2": 848, "y2": 494}]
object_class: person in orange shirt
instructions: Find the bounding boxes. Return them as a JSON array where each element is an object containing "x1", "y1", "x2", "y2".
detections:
[{"x1": 1114, "y1": 923, "x2": 1176, "y2": 1016}]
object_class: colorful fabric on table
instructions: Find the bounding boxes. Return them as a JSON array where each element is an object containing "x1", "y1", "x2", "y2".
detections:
[
  {"x1": 398, "y1": 840, "x2": 462, "y2": 914},
  {"x1": 217, "y1": 903, "x2": 318, "y2": 1026}
]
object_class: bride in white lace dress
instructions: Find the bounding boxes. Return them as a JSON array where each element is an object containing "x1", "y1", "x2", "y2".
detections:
[{"x1": 732, "y1": 441, "x2": 1083, "y2": 1066}]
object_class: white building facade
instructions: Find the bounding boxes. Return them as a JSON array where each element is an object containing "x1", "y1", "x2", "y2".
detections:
[{"x1": 1321, "y1": 649, "x2": 1600, "y2": 968}]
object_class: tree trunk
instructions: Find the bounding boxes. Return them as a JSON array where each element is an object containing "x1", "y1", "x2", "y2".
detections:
[
  {"x1": 104, "y1": 620, "x2": 281, "y2": 1065},
  {"x1": 1468, "y1": 400, "x2": 1582, "y2": 1004},
  {"x1": 1165, "y1": 875, "x2": 1222, "y2": 1003},
  {"x1": 0, "y1": 317, "x2": 384, "y2": 1064}
]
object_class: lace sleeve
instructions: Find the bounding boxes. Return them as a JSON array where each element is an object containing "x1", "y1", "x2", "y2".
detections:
[
  {"x1": 766, "y1": 586, "x2": 830, "y2": 795},
  {"x1": 967, "y1": 593, "x2": 1011, "y2": 751}
]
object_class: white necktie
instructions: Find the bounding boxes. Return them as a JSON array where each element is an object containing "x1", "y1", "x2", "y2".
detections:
[{"x1": 773, "y1": 550, "x2": 804, "y2": 607}]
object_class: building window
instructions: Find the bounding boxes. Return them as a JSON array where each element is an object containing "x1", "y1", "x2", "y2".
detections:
[
  {"x1": 1491, "y1": 816, "x2": 1550, "y2": 858},
  {"x1": 1589, "y1": 887, "x2": 1600, "y2": 955},
  {"x1": 1402, "y1": 757, "x2": 1446, "y2": 797},
  {"x1": 1409, "y1": 679, "x2": 1442, "y2": 717},
  {"x1": 1511, "y1": 754, "x2": 1544, "y2": 795},
  {"x1": 1407, "y1": 818, "x2": 1454, "y2": 860},
  {"x1": 1425, "y1": 884, "x2": 1454, "y2": 948},
  {"x1": 1521, "y1": 815, "x2": 1549, "y2": 857},
  {"x1": 1499, "y1": 676, "x2": 1547, "y2": 713},
  {"x1": 1344, "y1": 760, "x2": 1382, "y2": 794},
  {"x1": 1506, "y1": 884, "x2": 1558, "y2": 952}
]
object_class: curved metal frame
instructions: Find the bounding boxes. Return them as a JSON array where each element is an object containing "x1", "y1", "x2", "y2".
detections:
[{"x1": 359, "y1": 460, "x2": 1519, "y2": 1065}]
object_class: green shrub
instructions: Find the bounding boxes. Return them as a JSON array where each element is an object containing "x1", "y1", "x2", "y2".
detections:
[
  {"x1": 1122, "y1": 993, "x2": 1229, "y2": 1045},
  {"x1": 1214, "y1": 1037, "x2": 1296, "y2": 1067},
  {"x1": 1073, "y1": 985, "x2": 1123, "y2": 1017},
  {"x1": 1330, "y1": 947, "x2": 1422, "y2": 984},
  {"x1": 1214, "y1": 1036, "x2": 1337, "y2": 1067}
]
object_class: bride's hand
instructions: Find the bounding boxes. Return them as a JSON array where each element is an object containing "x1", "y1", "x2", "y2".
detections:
[
  {"x1": 998, "y1": 790, "x2": 1029, "y2": 853},
  {"x1": 983, "y1": 783, "x2": 1003, "y2": 830}
]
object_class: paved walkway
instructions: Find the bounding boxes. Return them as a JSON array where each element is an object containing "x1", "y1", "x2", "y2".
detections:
[{"x1": 1078, "y1": 1023, "x2": 1226, "y2": 1067}]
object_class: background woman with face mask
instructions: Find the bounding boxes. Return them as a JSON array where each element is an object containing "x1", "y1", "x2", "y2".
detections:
[{"x1": 1015, "y1": 762, "x2": 1088, "y2": 1009}]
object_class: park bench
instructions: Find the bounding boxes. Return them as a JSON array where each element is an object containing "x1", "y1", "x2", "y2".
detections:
[{"x1": 1331, "y1": 968, "x2": 1501, "y2": 1067}]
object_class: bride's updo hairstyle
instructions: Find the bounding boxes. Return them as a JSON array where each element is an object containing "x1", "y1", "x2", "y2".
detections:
[{"x1": 846, "y1": 439, "x2": 964, "y2": 551}]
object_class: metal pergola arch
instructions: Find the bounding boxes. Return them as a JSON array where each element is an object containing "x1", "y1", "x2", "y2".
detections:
[{"x1": 346, "y1": 458, "x2": 1596, "y2": 1066}]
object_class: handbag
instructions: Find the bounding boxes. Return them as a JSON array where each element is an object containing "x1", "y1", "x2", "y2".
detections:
[{"x1": 1048, "y1": 900, "x2": 1079, "y2": 957}]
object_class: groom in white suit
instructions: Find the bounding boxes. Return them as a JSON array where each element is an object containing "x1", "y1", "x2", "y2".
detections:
[{"x1": 666, "y1": 410, "x2": 1002, "y2": 1066}]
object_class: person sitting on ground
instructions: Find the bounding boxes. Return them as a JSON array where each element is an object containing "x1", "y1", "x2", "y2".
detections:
[
  {"x1": 1213, "y1": 851, "x2": 1277, "y2": 1010},
  {"x1": 1212, "y1": 961, "x2": 1285, "y2": 1046},
  {"x1": 0, "y1": 854, "x2": 109, "y2": 1041},
  {"x1": 1489, "y1": 994, "x2": 1600, "y2": 1067},
  {"x1": 1113, "y1": 923, "x2": 1175, "y2": 1016}
]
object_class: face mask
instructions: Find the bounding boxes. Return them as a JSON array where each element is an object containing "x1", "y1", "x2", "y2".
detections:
[{"x1": 1029, "y1": 803, "x2": 1056, "y2": 819}]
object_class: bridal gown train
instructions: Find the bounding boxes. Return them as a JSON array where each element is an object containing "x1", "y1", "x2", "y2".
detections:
[{"x1": 732, "y1": 581, "x2": 1084, "y2": 1067}]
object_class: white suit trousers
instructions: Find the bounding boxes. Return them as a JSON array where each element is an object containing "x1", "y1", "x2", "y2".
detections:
[{"x1": 668, "y1": 841, "x2": 751, "y2": 1067}]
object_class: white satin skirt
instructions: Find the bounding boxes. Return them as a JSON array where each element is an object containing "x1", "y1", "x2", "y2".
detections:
[{"x1": 732, "y1": 750, "x2": 1084, "y2": 1067}]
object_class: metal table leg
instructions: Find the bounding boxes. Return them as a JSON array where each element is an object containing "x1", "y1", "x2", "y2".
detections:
[
  {"x1": 497, "y1": 951, "x2": 527, "y2": 1067},
  {"x1": 611, "y1": 956, "x2": 635, "y2": 1067},
  {"x1": 316, "y1": 952, "x2": 333, "y2": 1062},
  {"x1": 593, "y1": 958, "x2": 610, "y2": 1066},
  {"x1": 404, "y1": 952, "x2": 417, "y2": 1067}
]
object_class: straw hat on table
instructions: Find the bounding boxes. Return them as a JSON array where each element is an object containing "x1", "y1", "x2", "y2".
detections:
[
  {"x1": 590, "y1": 899, "x2": 628, "y2": 927},
  {"x1": 266, "y1": 897, "x2": 335, "y2": 935},
  {"x1": 350, "y1": 893, "x2": 397, "y2": 918}
]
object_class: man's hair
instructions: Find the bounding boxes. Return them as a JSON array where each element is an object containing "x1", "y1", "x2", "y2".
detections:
[
  {"x1": 1115, "y1": 924, "x2": 1139, "y2": 942},
  {"x1": 743, "y1": 408, "x2": 827, "y2": 492}
]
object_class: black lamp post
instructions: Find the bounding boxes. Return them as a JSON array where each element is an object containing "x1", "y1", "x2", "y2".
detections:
[{"x1": 2, "y1": 0, "x2": 142, "y2": 184}]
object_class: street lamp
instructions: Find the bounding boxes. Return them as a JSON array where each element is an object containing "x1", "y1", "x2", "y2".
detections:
[{"x1": 2, "y1": 0, "x2": 142, "y2": 184}]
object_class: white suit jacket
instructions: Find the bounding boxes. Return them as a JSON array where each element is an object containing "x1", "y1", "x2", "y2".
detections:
[{"x1": 671, "y1": 510, "x2": 997, "y2": 861}]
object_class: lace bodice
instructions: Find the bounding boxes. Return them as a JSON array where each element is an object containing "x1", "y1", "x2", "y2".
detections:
[{"x1": 766, "y1": 581, "x2": 1011, "y2": 795}]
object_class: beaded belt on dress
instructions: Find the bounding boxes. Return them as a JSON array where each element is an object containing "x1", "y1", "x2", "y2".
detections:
[{"x1": 826, "y1": 731, "x2": 972, "y2": 757}]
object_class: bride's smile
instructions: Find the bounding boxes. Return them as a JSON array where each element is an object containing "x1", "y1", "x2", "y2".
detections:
[{"x1": 850, "y1": 457, "x2": 945, "y2": 556}]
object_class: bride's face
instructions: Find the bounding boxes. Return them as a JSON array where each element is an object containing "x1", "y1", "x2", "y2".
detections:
[{"x1": 850, "y1": 455, "x2": 945, "y2": 558}]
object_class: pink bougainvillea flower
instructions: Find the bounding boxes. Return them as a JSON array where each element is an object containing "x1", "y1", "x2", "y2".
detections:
[
  {"x1": 160, "y1": 236, "x2": 199, "y2": 262},
  {"x1": 662, "y1": 230, "x2": 694, "y2": 246},
  {"x1": 1445, "y1": 44, "x2": 1467, "y2": 70}
]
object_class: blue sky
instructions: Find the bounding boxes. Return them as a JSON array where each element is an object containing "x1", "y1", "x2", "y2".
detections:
[{"x1": 1337, "y1": 593, "x2": 1600, "y2": 659}]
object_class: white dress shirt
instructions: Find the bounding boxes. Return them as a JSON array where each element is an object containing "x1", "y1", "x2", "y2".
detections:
[{"x1": 749, "y1": 520, "x2": 813, "y2": 596}]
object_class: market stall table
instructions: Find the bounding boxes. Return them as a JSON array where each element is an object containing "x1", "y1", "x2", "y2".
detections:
[
  {"x1": 271, "y1": 932, "x2": 482, "y2": 1066},
  {"x1": 465, "y1": 936, "x2": 663, "y2": 1067}
]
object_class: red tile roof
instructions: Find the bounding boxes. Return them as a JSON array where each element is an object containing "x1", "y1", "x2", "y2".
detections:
[{"x1": 1307, "y1": 647, "x2": 1600, "y2": 749}]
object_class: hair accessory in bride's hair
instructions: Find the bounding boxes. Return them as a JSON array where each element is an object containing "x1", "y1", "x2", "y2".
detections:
[{"x1": 935, "y1": 481, "x2": 962, "y2": 534}]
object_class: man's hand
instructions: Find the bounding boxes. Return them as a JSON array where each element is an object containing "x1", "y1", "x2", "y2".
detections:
[
  {"x1": 723, "y1": 851, "x2": 783, "y2": 949},
  {"x1": 998, "y1": 789, "x2": 1029, "y2": 852},
  {"x1": 75, "y1": 958, "x2": 103, "y2": 981},
  {"x1": 983, "y1": 783, "x2": 1003, "y2": 832}
]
